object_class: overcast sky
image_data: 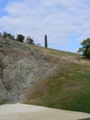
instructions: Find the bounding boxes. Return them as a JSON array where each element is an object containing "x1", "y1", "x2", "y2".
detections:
[{"x1": 0, "y1": 0, "x2": 90, "y2": 52}]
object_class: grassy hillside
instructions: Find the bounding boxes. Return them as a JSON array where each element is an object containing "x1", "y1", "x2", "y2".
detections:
[
  {"x1": 80, "y1": 118, "x2": 90, "y2": 120},
  {"x1": 24, "y1": 47, "x2": 90, "y2": 113}
]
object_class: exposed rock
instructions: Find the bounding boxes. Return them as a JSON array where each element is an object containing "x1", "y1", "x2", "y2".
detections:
[{"x1": 0, "y1": 36, "x2": 56, "y2": 103}]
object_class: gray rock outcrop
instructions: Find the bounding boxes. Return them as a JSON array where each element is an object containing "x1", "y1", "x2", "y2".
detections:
[{"x1": 0, "y1": 37, "x2": 56, "y2": 104}]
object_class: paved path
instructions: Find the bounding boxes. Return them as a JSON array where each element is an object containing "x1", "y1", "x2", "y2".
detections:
[{"x1": 0, "y1": 103, "x2": 90, "y2": 120}]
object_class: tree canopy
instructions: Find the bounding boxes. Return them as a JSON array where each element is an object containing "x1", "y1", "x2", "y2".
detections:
[
  {"x1": 78, "y1": 38, "x2": 90, "y2": 59},
  {"x1": 0, "y1": 31, "x2": 41, "y2": 47},
  {"x1": 16, "y1": 34, "x2": 25, "y2": 42},
  {"x1": 26, "y1": 36, "x2": 34, "y2": 45},
  {"x1": 2, "y1": 32, "x2": 15, "y2": 40}
]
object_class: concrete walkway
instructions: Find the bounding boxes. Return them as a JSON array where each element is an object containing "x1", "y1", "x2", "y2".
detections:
[{"x1": 0, "y1": 103, "x2": 90, "y2": 120}]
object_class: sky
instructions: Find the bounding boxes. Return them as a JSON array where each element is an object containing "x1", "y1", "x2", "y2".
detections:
[{"x1": 0, "y1": 0, "x2": 90, "y2": 52}]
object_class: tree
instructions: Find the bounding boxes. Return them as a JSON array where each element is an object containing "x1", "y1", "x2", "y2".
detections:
[
  {"x1": 2, "y1": 31, "x2": 15, "y2": 40},
  {"x1": 44, "y1": 34, "x2": 48, "y2": 48},
  {"x1": 26, "y1": 36, "x2": 34, "y2": 45},
  {"x1": 16, "y1": 34, "x2": 25, "y2": 42},
  {"x1": 78, "y1": 38, "x2": 90, "y2": 59}
]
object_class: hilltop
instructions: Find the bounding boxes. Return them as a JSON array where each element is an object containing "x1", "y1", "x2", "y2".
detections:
[{"x1": 0, "y1": 36, "x2": 90, "y2": 113}]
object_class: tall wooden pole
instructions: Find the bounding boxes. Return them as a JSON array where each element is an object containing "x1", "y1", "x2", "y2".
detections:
[{"x1": 45, "y1": 34, "x2": 48, "y2": 48}]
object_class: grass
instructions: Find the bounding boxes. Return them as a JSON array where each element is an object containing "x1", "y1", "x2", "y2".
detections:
[
  {"x1": 79, "y1": 118, "x2": 90, "y2": 120},
  {"x1": 24, "y1": 45, "x2": 90, "y2": 113},
  {"x1": 0, "y1": 99, "x2": 9, "y2": 105}
]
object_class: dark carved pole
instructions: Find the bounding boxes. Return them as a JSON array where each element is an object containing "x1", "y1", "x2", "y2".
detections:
[{"x1": 45, "y1": 34, "x2": 48, "y2": 48}]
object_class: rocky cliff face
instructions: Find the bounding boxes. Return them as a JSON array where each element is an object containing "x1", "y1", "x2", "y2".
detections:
[{"x1": 0, "y1": 37, "x2": 56, "y2": 104}]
